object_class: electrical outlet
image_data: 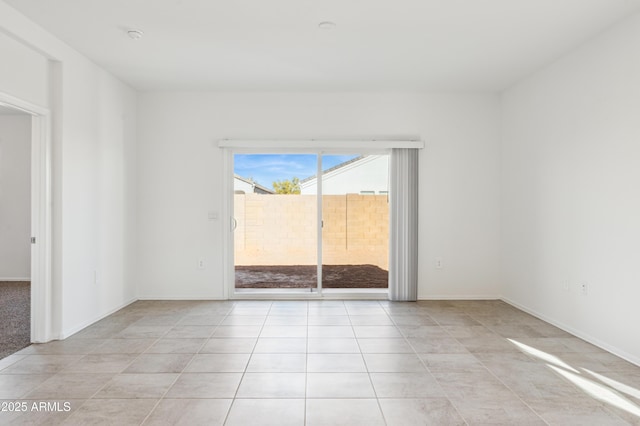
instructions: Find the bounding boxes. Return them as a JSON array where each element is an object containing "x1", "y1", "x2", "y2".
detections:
[
  {"x1": 580, "y1": 282, "x2": 588, "y2": 295},
  {"x1": 197, "y1": 259, "x2": 205, "y2": 270},
  {"x1": 435, "y1": 257, "x2": 443, "y2": 269}
]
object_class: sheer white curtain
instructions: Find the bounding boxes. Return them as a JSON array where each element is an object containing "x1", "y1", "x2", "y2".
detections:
[{"x1": 388, "y1": 148, "x2": 419, "y2": 301}]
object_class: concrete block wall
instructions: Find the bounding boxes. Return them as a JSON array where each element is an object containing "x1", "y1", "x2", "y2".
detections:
[{"x1": 234, "y1": 194, "x2": 389, "y2": 269}]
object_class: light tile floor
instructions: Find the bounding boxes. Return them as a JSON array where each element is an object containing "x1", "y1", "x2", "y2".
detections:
[{"x1": 1, "y1": 300, "x2": 639, "y2": 425}]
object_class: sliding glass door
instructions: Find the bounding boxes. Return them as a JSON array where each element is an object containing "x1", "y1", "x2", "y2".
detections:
[
  {"x1": 232, "y1": 151, "x2": 389, "y2": 294},
  {"x1": 319, "y1": 154, "x2": 389, "y2": 291}
]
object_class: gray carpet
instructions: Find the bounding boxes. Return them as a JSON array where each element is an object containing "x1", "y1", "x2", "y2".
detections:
[{"x1": 0, "y1": 281, "x2": 30, "y2": 359}]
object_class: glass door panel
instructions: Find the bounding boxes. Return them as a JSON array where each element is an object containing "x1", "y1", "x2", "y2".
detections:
[
  {"x1": 233, "y1": 153, "x2": 318, "y2": 292},
  {"x1": 320, "y1": 154, "x2": 390, "y2": 290}
]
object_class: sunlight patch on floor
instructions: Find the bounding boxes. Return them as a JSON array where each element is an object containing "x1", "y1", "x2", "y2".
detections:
[
  {"x1": 508, "y1": 338, "x2": 579, "y2": 373},
  {"x1": 549, "y1": 365, "x2": 640, "y2": 418},
  {"x1": 583, "y1": 368, "x2": 640, "y2": 401},
  {"x1": 509, "y1": 338, "x2": 640, "y2": 419}
]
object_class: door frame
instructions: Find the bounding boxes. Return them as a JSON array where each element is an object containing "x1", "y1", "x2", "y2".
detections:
[
  {"x1": 221, "y1": 143, "x2": 399, "y2": 300},
  {"x1": 0, "y1": 92, "x2": 52, "y2": 342}
]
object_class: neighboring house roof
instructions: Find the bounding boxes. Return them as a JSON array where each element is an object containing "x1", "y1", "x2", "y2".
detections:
[
  {"x1": 234, "y1": 174, "x2": 274, "y2": 194},
  {"x1": 299, "y1": 155, "x2": 389, "y2": 195},
  {"x1": 300, "y1": 156, "x2": 365, "y2": 184}
]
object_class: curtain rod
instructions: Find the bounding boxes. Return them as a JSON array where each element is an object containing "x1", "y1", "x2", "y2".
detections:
[{"x1": 217, "y1": 139, "x2": 424, "y2": 149}]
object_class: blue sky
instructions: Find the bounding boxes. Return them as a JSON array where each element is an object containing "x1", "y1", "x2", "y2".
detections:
[{"x1": 234, "y1": 154, "x2": 358, "y2": 189}]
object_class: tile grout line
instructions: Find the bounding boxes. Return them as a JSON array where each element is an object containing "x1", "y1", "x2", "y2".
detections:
[
  {"x1": 434, "y1": 307, "x2": 551, "y2": 426},
  {"x1": 304, "y1": 300, "x2": 309, "y2": 426},
  {"x1": 350, "y1": 300, "x2": 388, "y2": 426},
  {"x1": 463, "y1": 309, "x2": 556, "y2": 426},
  {"x1": 20, "y1": 312, "x2": 177, "y2": 424},
  {"x1": 78, "y1": 310, "x2": 190, "y2": 424},
  {"x1": 390, "y1": 305, "x2": 471, "y2": 426},
  {"x1": 138, "y1": 304, "x2": 236, "y2": 426},
  {"x1": 7, "y1": 300, "x2": 637, "y2": 425},
  {"x1": 468, "y1": 316, "x2": 633, "y2": 425},
  {"x1": 221, "y1": 300, "x2": 272, "y2": 426}
]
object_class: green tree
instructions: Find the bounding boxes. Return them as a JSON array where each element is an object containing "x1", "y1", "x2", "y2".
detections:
[{"x1": 273, "y1": 177, "x2": 301, "y2": 194}]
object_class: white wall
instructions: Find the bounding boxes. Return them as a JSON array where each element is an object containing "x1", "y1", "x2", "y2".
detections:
[
  {"x1": 57, "y1": 56, "x2": 138, "y2": 336},
  {"x1": 137, "y1": 92, "x2": 501, "y2": 299},
  {"x1": 1, "y1": 1, "x2": 138, "y2": 338},
  {"x1": 0, "y1": 114, "x2": 31, "y2": 280},
  {"x1": 501, "y1": 14, "x2": 640, "y2": 363},
  {"x1": 0, "y1": 32, "x2": 48, "y2": 107}
]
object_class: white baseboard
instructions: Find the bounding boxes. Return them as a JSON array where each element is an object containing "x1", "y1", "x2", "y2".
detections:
[
  {"x1": 0, "y1": 277, "x2": 30, "y2": 281},
  {"x1": 137, "y1": 295, "x2": 227, "y2": 300},
  {"x1": 58, "y1": 297, "x2": 138, "y2": 340},
  {"x1": 501, "y1": 296, "x2": 640, "y2": 368},
  {"x1": 137, "y1": 294, "x2": 500, "y2": 301},
  {"x1": 418, "y1": 295, "x2": 501, "y2": 300}
]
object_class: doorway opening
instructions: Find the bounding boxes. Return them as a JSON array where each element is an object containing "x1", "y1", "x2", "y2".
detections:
[
  {"x1": 0, "y1": 92, "x2": 52, "y2": 350},
  {"x1": 0, "y1": 107, "x2": 32, "y2": 358},
  {"x1": 231, "y1": 152, "x2": 389, "y2": 296}
]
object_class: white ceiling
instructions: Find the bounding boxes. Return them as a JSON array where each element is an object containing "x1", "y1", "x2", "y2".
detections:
[{"x1": 5, "y1": 0, "x2": 640, "y2": 91}]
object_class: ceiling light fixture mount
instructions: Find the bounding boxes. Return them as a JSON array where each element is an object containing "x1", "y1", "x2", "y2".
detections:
[
  {"x1": 127, "y1": 29, "x2": 144, "y2": 40},
  {"x1": 318, "y1": 21, "x2": 336, "y2": 30}
]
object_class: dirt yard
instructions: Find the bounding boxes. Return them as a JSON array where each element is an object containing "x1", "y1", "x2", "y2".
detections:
[{"x1": 235, "y1": 264, "x2": 388, "y2": 289}]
